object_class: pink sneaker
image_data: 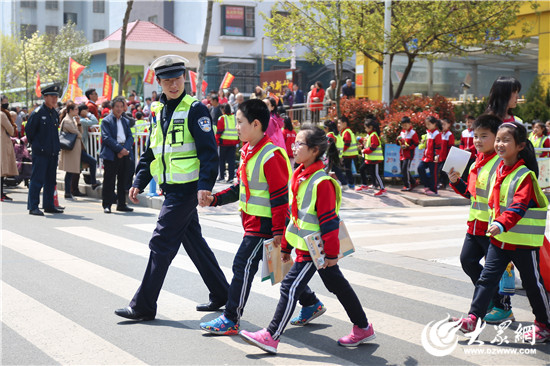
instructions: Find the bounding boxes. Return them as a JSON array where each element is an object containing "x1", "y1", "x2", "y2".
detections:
[
  {"x1": 450, "y1": 314, "x2": 479, "y2": 333},
  {"x1": 338, "y1": 324, "x2": 376, "y2": 347},
  {"x1": 239, "y1": 328, "x2": 279, "y2": 354},
  {"x1": 425, "y1": 189, "x2": 438, "y2": 196},
  {"x1": 355, "y1": 185, "x2": 368, "y2": 192},
  {"x1": 523, "y1": 320, "x2": 550, "y2": 343}
]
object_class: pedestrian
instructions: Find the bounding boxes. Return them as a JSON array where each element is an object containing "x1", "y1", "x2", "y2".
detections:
[
  {"x1": 250, "y1": 86, "x2": 265, "y2": 100},
  {"x1": 59, "y1": 103, "x2": 84, "y2": 199},
  {"x1": 460, "y1": 115, "x2": 477, "y2": 181},
  {"x1": 100, "y1": 96, "x2": 134, "y2": 213},
  {"x1": 341, "y1": 79, "x2": 355, "y2": 98},
  {"x1": 417, "y1": 116, "x2": 442, "y2": 196},
  {"x1": 263, "y1": 97, "x2": 285, "y2": 149},
  {"x1": 397, "y1": 117, "x2": 419, "y2": 191},
  {"x1": 528, "y1": 120, "x2": 549, "y2": 158},
  {"x1": 25, "y1": 84, "x2": 63, "y2": 216},
  {"x1": 323, "y1": 119, "x2": 348, "y2": 188},
  {"x1": 292, "y1": 84, "x2": 304, "y2": 123},
  {"x1": 239, "y1": 124, "x2": 376, "y2": 354},
  {"x1": 228, "y1": 87, "x2": 239, "y2": 112},
  {"x1": 356, "y1": 117, "x2": 386, "y2": 196},
  {"x1": 438, "y1": 118, "x2": 455, "y2": 189},
  {"x1": 215, "y1": 103, "x2": 239, "y2": 182},
  {"x1": 309, "y1": 81, "x2": 324, "y2": 123},
  {"x1": 338, "y1": 116, "x2": 358, "y2": 190},
  {"x1": 114, "y1": 54, "x2": 229, "y2": 321},
  {"x1": 282, "y1": 116, "x2": 297, "y2": 167},
  {"x1": 449, "y1": 114, "x2": 514, "y2": 324},
  {"x1": 452, "y1": 121, "x2": 550, "y2": 343},
  {"x1": 85, "y1": 88, "x2": 100, "y2": 119},
  {"x1": 325, "y1": 80, "x2": 337, "y2": 105},
  {"x1": 1, "y1": 95, "x2": 18, "y2": 201},
  {"x1": 210, "y1": 95, "x2": 223, "y2": 124},
  {"x1": 486, "y1": 76, "x2": 523, "y2": 124},
  {"x1": 199, "y1": 99, "x2": 291, "y2": 336}
]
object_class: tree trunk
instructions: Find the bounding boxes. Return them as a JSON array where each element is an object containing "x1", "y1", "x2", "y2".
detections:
[
  {"x1": 118, "y1": 0, "x2": 134, "y2": 95},
  {"x1": 392, "y1": 54, "x2": 415, "y2": 101},
  {"x1": 197, "y1": 0, "x2": 214, "y2": 100}
]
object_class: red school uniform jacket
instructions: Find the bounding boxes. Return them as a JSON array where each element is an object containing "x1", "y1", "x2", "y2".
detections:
[
  {"x1": 440, "y1": 130, "x2": 455, "y2": 162},
  {"x1": 422, "y1": 129, "x2": 442, "y2": 163},
  {"x1": 460, "y1": 128, "x2": 477, "y2": 157},
  {"x1": 398, "y1": 128, "x2": 419, "y2": 160},
  {"x1": 283, "y1": 128, "x2": 296, "y2": 158}
]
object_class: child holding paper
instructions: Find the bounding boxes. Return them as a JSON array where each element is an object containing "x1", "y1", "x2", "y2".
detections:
[
  {"x1": 199, "y1": 99, "x2": 291, "y2": 335},
  {"x1": 239, "y1": 125, "x2": 375, "y2": 354},
  {"x1": 448, "y1": 114, "x2": 514, "y2": 324}
]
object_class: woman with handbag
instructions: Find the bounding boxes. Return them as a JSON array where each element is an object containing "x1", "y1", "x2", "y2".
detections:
[
  {"x1": 1, "y1": 95, "x2": 19, "y2": 201},
  {"x1": 59, "y1": 103, "x2": 99, "y2": 199}
]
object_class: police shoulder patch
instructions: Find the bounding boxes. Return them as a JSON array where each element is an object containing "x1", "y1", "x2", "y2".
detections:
[
  {"x1": 197, "y1": 116, "x2": 212, "y2": 132},
  {"x1": 192, "y1": 101, "x2": 199, "y2": 107}
]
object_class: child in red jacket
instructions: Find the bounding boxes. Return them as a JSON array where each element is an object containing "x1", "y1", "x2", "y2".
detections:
[
  {"x1": 438, "y1": 118, "x2": 455, "y2": 189},
  {"x1": 397, "y1": 117, "x2": 419, "y2": 191},
  {"x1": 417, "y1": 116, "x2": 442, "y2": 195}
]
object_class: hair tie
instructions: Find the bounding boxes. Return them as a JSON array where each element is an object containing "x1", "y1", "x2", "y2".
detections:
[{"x1": 501, "y1": 122, "x2": 517, "y2": 128}]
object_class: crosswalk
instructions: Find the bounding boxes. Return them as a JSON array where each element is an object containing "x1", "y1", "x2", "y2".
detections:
[{"x1": 2, "y1": 204, "x2": 548, "y2": 365}]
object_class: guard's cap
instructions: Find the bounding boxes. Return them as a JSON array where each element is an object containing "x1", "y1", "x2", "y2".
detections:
[
  {"x1": 150, "y1": 55, "x2": 189, "y2": 79},
  {"x1": 41, "y1": 84, "x2": 61, "y2": 97}
]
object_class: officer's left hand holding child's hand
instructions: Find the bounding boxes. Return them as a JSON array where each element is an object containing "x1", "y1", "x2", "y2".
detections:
[
  {"x1": 198, "y1": 190, "x2": 213, "y2": 207},
  {"x1": 322, "y1": 258, "x2": 339, "y2": 269}
]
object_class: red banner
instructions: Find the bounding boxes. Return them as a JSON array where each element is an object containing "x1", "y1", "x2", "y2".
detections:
[
  {"x1": 102, "y1": 73, "x2": 113, "y2": 100},
  {"x1": 61, "y1": 57, "x2": 86, "y2": 102},
  {"x1": 219, "y1": 72, "x2": 235, "y2": 90},
  {"x1": 35, "y1": 72, "x2": 41, "y2": 98},
  {"x1": 143, "y1": 67, "x2": 155, "y2": 85},
  {"x1": 188, "y1": 70, "x2": 208, "y2": 95}
]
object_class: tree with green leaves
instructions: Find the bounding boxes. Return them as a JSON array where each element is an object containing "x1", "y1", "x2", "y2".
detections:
[
  {"x1": 263, "y1": 0, "x2": 356, "y2": 116},
  {"x1": 266, "y1": 1, "x2": 532, "y2": 103}
]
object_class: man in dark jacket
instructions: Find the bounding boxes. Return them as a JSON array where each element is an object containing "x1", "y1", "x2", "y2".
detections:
[
  {"x1": 100, "y1": 95, "x2": 134, "y2": 213},
  {"x1": 25, "y1": 84, "x2": 63, "y2": 216}
]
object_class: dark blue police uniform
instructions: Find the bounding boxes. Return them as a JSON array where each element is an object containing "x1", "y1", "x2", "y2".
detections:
[{"x1": 25, "y1": 88, "x2": 61, "y2": 213}]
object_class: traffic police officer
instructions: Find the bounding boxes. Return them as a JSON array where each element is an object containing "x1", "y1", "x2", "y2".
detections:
[
  {"x1": 115, "y1": 55, "x2": 229, "y2": 321},
  {"x1": 26, "y1": 84, "x2": 63, "y2": 216}
]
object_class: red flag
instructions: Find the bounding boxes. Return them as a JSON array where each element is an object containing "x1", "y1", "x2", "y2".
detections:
[
  {"x1": 143, "y1": 67, "x2": 155, "y2": 85},
  {"x1": 188, "y1": 70, "x2": 208, "y2": 95},
  {"x1": 35, "y1": 72, "x2": 41, "y2": 98},
  {"x1": 102, "y1": 73, "x2": 113, "y2": 100},
  {"x1": 219, "y1": 72, "x2": 235, "y2": 90},
  {"x1": 67, "y1": 57, "x2": 86, "y2": 85}
]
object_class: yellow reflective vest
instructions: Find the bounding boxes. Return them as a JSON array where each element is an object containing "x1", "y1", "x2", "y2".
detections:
[
  {"x1": 529, "y1": 132, "x2": 547, "y2": 158},
  {"x1": 342, "y1": 128, "x2": 357, "y2": 157},
  {"x1": 468, "y1": 154, "x2": 501, "y2": 222},
  {"x1": 364, "y1": 132, "x2": 383, "y2": 162},
  {"x1": 285, "y1": 168, "x2": 342, "y2": 251},
  {"x1": 239, "y1": 142, "x2": 291, "y2": 218},
  {"x1": 149, "y1": 95, "x2": 200, "y2": 185},
  {"x1": 489, "y1": 165, "x2": 548, "y2": 247},
  {"x1": 220, "y1": 114, "x2": 238, "y2": 141}
]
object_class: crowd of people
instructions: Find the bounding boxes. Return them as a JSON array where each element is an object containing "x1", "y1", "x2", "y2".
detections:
[{"x1": 1, "y1": 65, "x2": 549, "y2": 351}]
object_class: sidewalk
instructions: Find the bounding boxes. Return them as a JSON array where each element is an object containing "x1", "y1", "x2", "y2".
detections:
[{"x1": 56, "y1": 170, "x2": 469, "y2": 212}]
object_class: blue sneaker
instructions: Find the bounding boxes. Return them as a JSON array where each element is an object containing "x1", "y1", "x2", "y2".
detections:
[
  {"x1": 290, "y1": 301, "x2": 326, "y2": 326},
  {"x1": 200, "y1": 314, "x2": 239, "y2": 335},
  {"x1": 484, "y1": 307, "x2": 515, "y2": 324}
]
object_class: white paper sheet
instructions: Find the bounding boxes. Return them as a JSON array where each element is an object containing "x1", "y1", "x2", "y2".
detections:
[{"x1": 442, "y1": 146, "x2": 472, "y2": 175}]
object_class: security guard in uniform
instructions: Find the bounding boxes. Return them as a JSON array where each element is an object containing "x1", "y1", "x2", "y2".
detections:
[
  {"x1": 115, "y1": 55, "x2": 229, "y2": 321},
  {"x1": 25, "y1": 84, "x2": 63, "y2": 216}
]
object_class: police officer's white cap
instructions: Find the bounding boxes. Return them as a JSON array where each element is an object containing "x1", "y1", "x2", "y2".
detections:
[{"x1": 150, "y1": 55, "x2": 189, "y2": 79}]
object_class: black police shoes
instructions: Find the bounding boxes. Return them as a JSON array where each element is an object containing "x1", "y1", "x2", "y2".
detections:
[
  {"x1": 196, "y1": 300, "x2": 225, "y2": 312},
  {"x1": 29, "y1": 208, "x2": 44, "y2": 216},
  {"x1": 114, "y1": 306, "x2": 155, "y2": 321},
  {"x1": 104, "y1": 207, "x2": 111, "y2": 214},
  {"x1": 116, "y1": 205, "x2": 134, "y2": 212},
  {"x1": 91, "y1": 182, "x2": 102, "y2": 190},
  {"x1": 44, "y1": 208, "x2": 64, "y2": 214}
]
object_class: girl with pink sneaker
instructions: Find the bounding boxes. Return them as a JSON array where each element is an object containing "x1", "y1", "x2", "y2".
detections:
[{"x1": 239, "y1": 124, "x2": 375, "y2": 354}]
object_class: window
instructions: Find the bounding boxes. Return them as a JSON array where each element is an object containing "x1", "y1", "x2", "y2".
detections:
[
  {"x1": 45, "y1": 1, "x2": 58, "y2": 10},
  {"x1": 148, "y1": 15, "x2": 158, "y2": 24},
  {"x1": 93, "y1": 29, "x2": 105, "y2": 42},
  {"x1": 20, "y1": 24, "x2": 37, "y2": 39},
  {"x1": 221, "y1": 5, "x2": 255, "y2": 37},
  {"x1": 93, "y1": 0, "x2": 105, "y2": 13},
  {"x1": 64, "y1": 12, "x2": 77, "y2": 25},
  {"x1": 46, "y1": 26, "x2": 58, "y2": 36},
  {"x1": 20, "y1": 1, "x2": 37, "y2": 8}
]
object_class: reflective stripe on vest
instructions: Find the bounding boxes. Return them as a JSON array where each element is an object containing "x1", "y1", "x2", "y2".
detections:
[
  {"x1": 468, "y1": 155, "x2": 501, "y2": 222},
  {"x1": 490, "y1": 166, "x2": 549, "y2": 246},
  {"x1": 221, "y1": 114, "x2": 238, "y2": 141},
  {"x1": 285, "y1": 169, "x2": 342, "y2": 251},
  {"x1": 342, "y1": 128, "x2": 357, "y2": 157},
  {"x1": 328, "y1": 132, "x2": 344, "y2": 159},
  {"x1": 364, "y1": 132, "x2": 383, "y2": 161},
  {"x1": 148, "y1": 95, "x2": 199, "y2": 185},
  {"x1": 238, "y1": 143, "x2": 291, "y2": 218}
]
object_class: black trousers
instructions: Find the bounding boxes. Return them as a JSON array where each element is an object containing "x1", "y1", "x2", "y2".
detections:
[
  {"x1": 129, "y1": 191, "x2": 229, "y2": 316},
  {"x1": 418, "y1": 161, "x2": 437, "y2": 192},
  {"x1": 219, "y1": 145, "x2": 237, "y2": 181},
  {"x1": 102, "y1": 155, "x2": 129, "y2": 209},
  {"x1": 267, "y1": 261, "x2": 368, "y2": 340},
  {"x1": 469, "y1": 244, "x2": 550, "y2": 326},
  {"x1": 360, "y1": 162, "x2": 384, "y2": 189},
  {"x1": 400, "y1": 159, "x2": 415, "y2": 188},
  {"x1": 460, "y1": 233, "x2": 511, "y2": 310},
  {"x1": 343, "y1": 157, "x2": 356, "y2": 187},
  {"x1": 27, "y1": 154, "x2": 57, "y2": 210}
]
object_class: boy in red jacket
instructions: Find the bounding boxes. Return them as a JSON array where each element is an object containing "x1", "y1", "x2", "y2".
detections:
[{"x1": 397, "y1": 117, "x2": 419, "y2": 191}]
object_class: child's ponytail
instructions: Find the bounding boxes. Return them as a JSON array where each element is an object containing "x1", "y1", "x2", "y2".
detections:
[{"x1": 499, "y1": 121, "x2": 539, "y2": 177}]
